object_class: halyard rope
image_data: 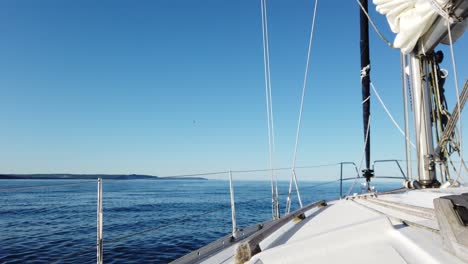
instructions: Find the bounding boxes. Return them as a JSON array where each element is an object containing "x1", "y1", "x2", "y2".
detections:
[
  {"x1": 356, "y1": 0, "x2": 393, "y2": 48},
  {"x1": 346, "y1": 114, "x2": 371, "y2": 196},
  {"x1": 286, "y1": 0, "x2": 319, "y2": 214},
  {"x1": 370, "y1": 82, "x2": 417, "y2": 149},
  {"x1": 260, "y1": 0, "x2": 279, "y2": 219},
  {"x1": 446, "y1": 19, "x2": 465, "y2": 182}
]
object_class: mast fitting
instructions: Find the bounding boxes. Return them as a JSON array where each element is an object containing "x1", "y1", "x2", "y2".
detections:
[{"x1": 362, "y1": 168, "x2": 374, "y2": 191}]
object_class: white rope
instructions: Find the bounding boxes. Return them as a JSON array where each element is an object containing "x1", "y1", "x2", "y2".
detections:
[
  {"x1": 291, "y1": 0, "x2": 318, "y2": 170},
  {"x1": 346, "y1": 114, "x2": 371, "y2": 196},
  {"x1": 370, "y1": 82, "x2": 417, "y2": 149},
  {"x1": 263, "y1": 0, "x2": 276, "y2": 162},
  {"x1": 286, "y1": 0, "x2": 319, "y2": 214},
  {"x1": 362, "y1": 96, "x2": 370, "y2": 105},
  {"x1": 459, "y1": 157, "x2": 468, "y2": 182},
  {"x1": 260, "y1": 0, "x2": 277, "y2": 219},
  {"x1": 356, "y1": 0, "x2": 393, "y2": 48},
  {"x1": 446, "y1": 20, "x2": 465, "y2": 182},
  {"x1": 263, "y1": 0, "x2": 281, "y2": 218},
  {"x1": 427, "y1": 0, "x2": 461, "y2": 24},
  {"x1": 361, "y1": 64, "x2": 370, "y2": 81},
  {"x1": 454, "y1": 153, "x2": 468, "y2": 183},
  {"x1": 448, "y1": 154, "x2": 467, "y2": 184}
]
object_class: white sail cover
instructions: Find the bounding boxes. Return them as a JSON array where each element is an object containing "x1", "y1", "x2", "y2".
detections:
[{"x1": 373, "y1": 0, "x2": 449, "y2": 54}]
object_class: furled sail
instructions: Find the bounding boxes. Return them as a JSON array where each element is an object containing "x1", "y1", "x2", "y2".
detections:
[{"x1": 373, "y1": 0, "x2": 455, "y2": 53}]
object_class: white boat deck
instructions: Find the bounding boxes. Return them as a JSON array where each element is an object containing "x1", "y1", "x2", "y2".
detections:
[
  {"x1": 246, "y1": 187, "x2": 468, "y2": 264},
  {"x1": 187, "y1": 187, "x2": 468, "y2": 264},
  {"x1": 192, "y1": 186, "x2": 466, "y2": 264}
]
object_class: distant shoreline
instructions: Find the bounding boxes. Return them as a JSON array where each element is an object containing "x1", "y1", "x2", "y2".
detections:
[{"x1": 0, "y1": 174, "x2": 207, "y2": 180}]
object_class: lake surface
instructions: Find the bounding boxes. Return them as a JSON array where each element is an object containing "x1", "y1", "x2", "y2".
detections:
[{"x1": 0, "y1": 179, "x2": 401, "y2": 263}]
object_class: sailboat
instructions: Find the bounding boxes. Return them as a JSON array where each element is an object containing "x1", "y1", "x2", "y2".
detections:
[{"x1": 171, "y1": 0, "x2": 468, "y2": 263}]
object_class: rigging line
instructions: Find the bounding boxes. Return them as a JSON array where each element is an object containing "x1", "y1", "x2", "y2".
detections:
[
  {"x1": 447, "y1": 21, "x2": 464, "y2": 181},
  {"x1": 296, "y1": 163, "x2": 340, "y2": 169},
  {"x1": 161, "y1": 171, "x2": 229, "y2": 178},
  {"x1": 299, "y1": 179, "x2": 341, "y2": 191},
  {"x1": 238, "y1": 187, "x2": 319, "y2": 205},
  {"x1": 263, "y1": 0, "x2": 280, "y2": 217},
  {"x1": 263, "y1": 0, "x2": 275, "y2": 156},
  {"x1": 264, "y1": 0, "x2": 280, "y2": 218},
  {"x1": 460, "y1": 156, "x2": 468, "y2": 177},
  {"x1": 291, "y1": 0, "x2": 318, "y2": 170},
  {"x1": 260, "y1": 0, "x2": 277, "y2": 219},
  {"x1": 447, "y1": 154, "x2": 465, "y2": 184},
  {"x1": 454, "y1": 152, "x2": 468, "y2": 183},
  {"x1": 370, "y1": 82, "x2": 417, "y2": 149},
  {"x1": 157, "y1": 163, "x2": 341, "y2": 178},
  {"x1": 260, "y1": 0, "x2": 273, "y2": 201},
  {"x1": 232, "y1": 163, "x2": 340, "y2": 174},
  {"x1": 346, "y1": 114, "x2": 371, "y2": 196},
  {"x1": 459, "y1": 162, "x2": 468, "y2": 183},
  {"x1": 286, "y1": 0, "x2": 319, "y2": 214},
  {"x1": 355, "y1": 0, "x2": 393, "y2": 48}
]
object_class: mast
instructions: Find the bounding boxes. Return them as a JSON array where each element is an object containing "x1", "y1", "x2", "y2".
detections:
[
  {"x1": 408, "y1": 54, "x2": 438, "y2": 187},
  {"x1": 359, "y1": 0, "x2": 374, "y2": 187}
]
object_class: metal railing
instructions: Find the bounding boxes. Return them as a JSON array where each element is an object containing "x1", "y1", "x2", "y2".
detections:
[
  {"x1": 339, "y1": 162, "x2": 360, "y2": 198},
  {"x1": 372, "y1": 159, "x2": 407, "y2": 180},
  {"x1": 338, "y1": 159, "x2": 407, "y2": 198}
]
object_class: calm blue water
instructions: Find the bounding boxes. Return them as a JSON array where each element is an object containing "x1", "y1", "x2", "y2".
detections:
[{"x1": 0, "y1": 179, "x2": 401, "y2": 263}]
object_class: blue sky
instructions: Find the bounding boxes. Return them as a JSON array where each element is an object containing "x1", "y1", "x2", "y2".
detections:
[{"x1": 0, "y1": 0, "x2": 467, "y2": 181}]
